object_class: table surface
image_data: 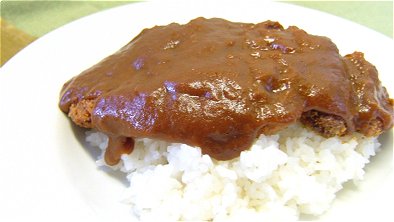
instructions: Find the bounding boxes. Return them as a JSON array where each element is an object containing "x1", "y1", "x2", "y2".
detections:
[{"x1": 1, "y1": 1, "x2": 393, "y2": 66}]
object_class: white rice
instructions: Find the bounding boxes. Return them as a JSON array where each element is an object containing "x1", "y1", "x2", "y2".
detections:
[{"x1": 86, "y1": 123, "x2": 380, "y2": 221}]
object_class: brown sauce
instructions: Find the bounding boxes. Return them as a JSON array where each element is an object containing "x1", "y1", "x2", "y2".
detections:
[{"x1": 59, "y1": 18, "x2": 394, "y2": 165}]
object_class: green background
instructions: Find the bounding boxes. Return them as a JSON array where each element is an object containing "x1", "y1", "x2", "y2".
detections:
[{"x1": 1, "y1": 0, "x2": 393, "y2": 38}]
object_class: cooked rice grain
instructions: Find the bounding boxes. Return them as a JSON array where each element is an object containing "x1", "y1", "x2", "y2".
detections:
[{"x1": 86, "y1": 123, "x2": 380, "y2": 221}]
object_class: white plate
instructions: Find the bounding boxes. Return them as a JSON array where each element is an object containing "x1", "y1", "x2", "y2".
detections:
[{"x1": 0, "y1": 1, "x2": 392, "y2": 221}]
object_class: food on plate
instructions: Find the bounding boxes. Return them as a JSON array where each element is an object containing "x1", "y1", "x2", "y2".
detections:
[{"x1": 59, "y1": 17, "x2": 393, "y2": 221}]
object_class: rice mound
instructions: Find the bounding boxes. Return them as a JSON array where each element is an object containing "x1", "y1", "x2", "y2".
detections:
[{"x1": 86, "y1": 123, "x2": 380, "y2": 221}]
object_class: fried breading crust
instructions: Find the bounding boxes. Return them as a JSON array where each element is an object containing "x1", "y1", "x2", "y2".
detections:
[
  {"x1": 68, "y1": 99, "x2": 95, "y2": 128},
  {"x1": 300, "y1": 110, "x2": 348, "y2": 137},
  {"x1": 69, "y1": 99, "x2": 384, "y2": 138}
]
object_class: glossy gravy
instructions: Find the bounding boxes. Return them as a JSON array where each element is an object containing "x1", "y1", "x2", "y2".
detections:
[{"x1": 59, "y1": 18, "x2": 393, "y2": 165}]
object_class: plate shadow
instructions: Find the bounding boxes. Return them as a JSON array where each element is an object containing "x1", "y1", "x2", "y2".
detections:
[{"x1": 70, "y1": 122, "x2": 129, "y2": 187}]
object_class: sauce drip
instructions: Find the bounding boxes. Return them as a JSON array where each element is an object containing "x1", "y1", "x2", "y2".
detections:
[
  {"x1": 59, "y1": 18, "x2": 394, "y2": 165},
  {"x1": 104, "y1": 136, "x2": 134, "y2": 166}
]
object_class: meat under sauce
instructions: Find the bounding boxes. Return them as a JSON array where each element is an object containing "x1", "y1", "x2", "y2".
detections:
[{"x1": 59, "y1": 17, "x2": 394, "y2": 165}]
